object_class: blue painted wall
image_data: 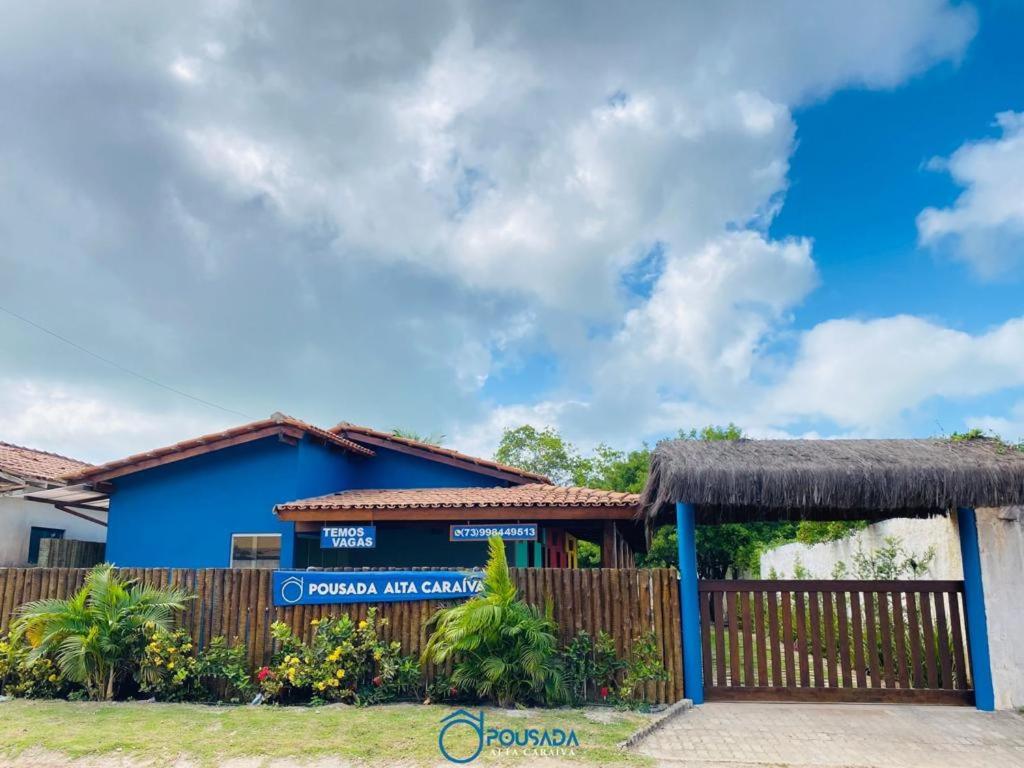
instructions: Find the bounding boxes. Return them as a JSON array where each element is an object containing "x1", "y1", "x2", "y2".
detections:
[
  {"x1": 104, "y1": 436, "x2": 511, "y2": 568},
  {"x1": 350, "y1": 446, "x2": 510, "y2": 490}
]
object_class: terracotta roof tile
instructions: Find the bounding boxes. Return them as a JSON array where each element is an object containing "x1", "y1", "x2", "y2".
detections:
[
  {"x1": 276, "y1": 484, "x2": 639, "y2": 512},
  {"x1": 331, "y1": 422, "x2": 551, "y2": 484},
  {"x1": 0, "y1": 442, "x2": 91, "y2": 486},
  {"x1": 63, "y1": 413, "x2": 374, "y2": 483}
]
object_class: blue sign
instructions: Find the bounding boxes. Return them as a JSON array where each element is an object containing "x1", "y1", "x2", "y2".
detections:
[
  {"x1": 272, "y1": 569, "x2": 484, "y2": 606},
  {"x1": 320, "y1": 525, "x2": 376, "y2": 549},
  {"x1": 450, "y1": 523, "x2": 538, "y2": 542}
]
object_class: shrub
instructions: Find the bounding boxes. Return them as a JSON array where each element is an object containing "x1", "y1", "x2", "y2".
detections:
[
  {"x1": 14, "y1": 563, "x2": 191, "y2": 700},
  {"x1": 0, "y1": 634, "x2": 73, "y2": 699},
  {"x1": 422, "y1": 537, "x2": 565, "y2": 707},
  {"x1": 562, "y1": 630, "x2": 625, "y2": 705},
  {"x1": 138, "y1": 628, "x2": 255, "y2": 703},
  {"x1": 258, "y1": 609, "x2": 417, "y2": 705},
  {"x1": 616, "y1": 630, "x2": 668, "y2": 709}
]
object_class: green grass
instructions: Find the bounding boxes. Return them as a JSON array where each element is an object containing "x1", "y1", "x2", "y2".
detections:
[{"x1": 0, "y1": 699, "x2": 653, "y2": 767}]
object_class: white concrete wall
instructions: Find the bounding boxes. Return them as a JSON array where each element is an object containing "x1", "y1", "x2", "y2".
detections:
[
  {"x1": 758, "y1": 516, "x2": 962, "y2": 580},
  {"x1": 0, "y1": 495, "x2": 106, "y2": 566},
  {"x1": 974, "y1": 506, "x2": 1024, "y2": 710}
]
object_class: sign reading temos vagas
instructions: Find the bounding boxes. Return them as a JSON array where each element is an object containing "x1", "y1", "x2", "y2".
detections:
[
  {"x1": 320, "y1": 525, "x2": 376, "y2": 549},
  {"x1": 450, "y1": 523, "x2": 538, "y2": 542},
  {"x1": 272, "y1": 570, "x2": 484, "y2": 606}
]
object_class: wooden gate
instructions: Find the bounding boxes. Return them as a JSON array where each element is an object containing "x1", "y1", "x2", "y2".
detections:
[{"x1": 699, "y1": 580, "x2": 973, "y2": 704}]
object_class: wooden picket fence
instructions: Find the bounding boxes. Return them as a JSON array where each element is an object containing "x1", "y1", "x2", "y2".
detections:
[
  {"x1": 0, "y1": 566, "x2": 684, "y2": 704},
  {"x1": 699, "y1": 579, "x2": 973, "y2": 705}
]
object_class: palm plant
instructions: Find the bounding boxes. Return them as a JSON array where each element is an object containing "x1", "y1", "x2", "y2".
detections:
[
  {"x1": 422, "y1": 537, "x2": 564, "y2": 707},
  {"x1": 13, "y1": 563, "x2": 190, "y2": 700}
]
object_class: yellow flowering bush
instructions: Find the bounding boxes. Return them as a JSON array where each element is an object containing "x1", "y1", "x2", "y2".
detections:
[
  {"x1": 138, "y1": 627, "x2": 254, "y2": 703},
  {"x1": 0, "y1": 634, "x2": 73, "y2": 699},
  {"x1": 259, "y1": 609, "x2": 419, "y2": 705}
]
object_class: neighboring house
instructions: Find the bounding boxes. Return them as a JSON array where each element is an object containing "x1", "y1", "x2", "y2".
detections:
[
  {"x1": 0, "y1": 442, "x2": 106, "y2": 565},
  {"x1": 51, "y1": 413, "x2": 644, "y2": 570}
]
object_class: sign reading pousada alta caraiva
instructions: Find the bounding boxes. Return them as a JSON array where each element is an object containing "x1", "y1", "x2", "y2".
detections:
[{"x1": 272, "y1": 569, "x2": 483, "y2": 606}]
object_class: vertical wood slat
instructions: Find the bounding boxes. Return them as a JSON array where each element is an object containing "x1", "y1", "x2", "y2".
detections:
[
  {"x1": 740, "y1": 590, "x2": 754, "y2": 687},
  {"x1": 726, "y1": 590, "x2": 740, "y2": 687},
  {"x1": 906, "y1": 592, "x2": 924, "y2": 688},
  {"x1": 933, "y1": 591, "x2": 954, "y2": 689},
  {"x1": 822, "y1": 590, "x2": 837, "y2": 688},
  {"x1": 947, "y1": 588, "x2": 969, "y2": 690},
  {"x1": 920, "y1": 591, "x2": 939, "y2": 689},
  {"x1": 877, "y1": 591, "x2": 895, "y2": 689},
  {"x1": 836, "y1": 589, "x2": 852, "y2": 688},
  {"x1": 808, "y1": 590, "x2": 824, "y2": 687},
  {"x1": 753, "y1": 590, "x2": 768, "y2": 688},
  {"x1": 698, "y1": 590, "x2": 713, "y2": 688},
  {"x1": 849, "y1": 590, "x2": 866, "y2": 688},
  {"x1": 766, "y1": 589, "x2": 783, "y2": 687},
  {"x1": 863, "y1": 591, "x2": 881, "y2": 688},
  {"x1": 890, "y1": 590, "x2": 910, "y2": 689},
  {"x1": 794, "y1": 590, "x2": 809, "y2": 687},
  {"x1": 713, "y1": 588, "x2": 727, "y2": 688},
  {"x1": 781, "y1": 589, "x2": 795, "y2": 688}
]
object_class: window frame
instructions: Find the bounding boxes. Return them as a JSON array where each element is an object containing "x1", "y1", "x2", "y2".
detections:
[{"x1": 229, "y1": 532, "x2": 282, "y2": 570}]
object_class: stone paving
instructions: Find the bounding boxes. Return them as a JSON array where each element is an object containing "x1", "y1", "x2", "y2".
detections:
[{"x1": 636, "y1": 702, "x2": 1024, "y2": 767}]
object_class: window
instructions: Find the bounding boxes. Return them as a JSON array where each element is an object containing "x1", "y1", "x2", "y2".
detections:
[
  {"x1": 230, "y1": 534, "x2": 281, "y2": 569},
  {"x1": 28, "y1": 527, "x2": 64, "y2": 565}
]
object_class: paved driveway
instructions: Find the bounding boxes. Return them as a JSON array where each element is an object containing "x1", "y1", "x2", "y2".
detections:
[{"x1": 637, "y1": 702, "x2": 1024, "y2": 768}]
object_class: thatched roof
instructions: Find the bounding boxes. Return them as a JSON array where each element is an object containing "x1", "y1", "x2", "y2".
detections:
[{"x1": 642, "y1": 438, "x2": 1024, "y2": 523}]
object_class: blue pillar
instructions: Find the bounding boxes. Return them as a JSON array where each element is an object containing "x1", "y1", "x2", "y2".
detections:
[
  {"x1": 676, "y1": 502, "x2": 703, "y2": 704},
  {"x1": 957, "y1": 507, "x2": 995, "y2": 711}
]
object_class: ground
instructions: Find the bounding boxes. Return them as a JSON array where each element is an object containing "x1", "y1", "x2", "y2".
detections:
[
  {"x1": 5, "y1": 700, "x2": 1024, "y2": 767},
  {"x1": 0, "y1": 699, "x2": 651, "y2": 767},
  {"x1": 638, "y1": 702, "x2": 1024, "y2": 768}
]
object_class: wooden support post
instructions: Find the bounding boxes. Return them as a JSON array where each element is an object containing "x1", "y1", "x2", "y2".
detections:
[{"x1": 603, "y1": 521, "x2": 617, "y2": 568}]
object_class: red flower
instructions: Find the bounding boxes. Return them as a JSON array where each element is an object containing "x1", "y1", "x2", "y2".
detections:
[
  {"x1": 372, "y1": 675, "x2": 383, "y2": 687},
  {"x1": 449, "y1": 685, "x2": 458, "y2": 696},
  {"x1": 257, "y1": 666, "x2": 273, "y2": 682},
  {"x1": 600, "y1": 686, "x2": 609, "y2": 699}
]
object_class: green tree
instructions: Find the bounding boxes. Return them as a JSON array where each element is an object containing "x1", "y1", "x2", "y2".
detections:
[
  {"x1": 493, "y1": 425, "x2": 589, "y2": 485},
  {"x1": 422, "y1": 538, "x2": 564, "y2": 706},
  {"x1": 14, "y1": 564, "x2": 190, "y2": 700},
  {"x1": 584, "y1": 444, "x2": 651, "y2": 493}
]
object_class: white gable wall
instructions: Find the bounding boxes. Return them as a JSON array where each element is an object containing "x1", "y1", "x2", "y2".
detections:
[{"x1": 0, "y1": 495, "x2": 106, "y2": 565}]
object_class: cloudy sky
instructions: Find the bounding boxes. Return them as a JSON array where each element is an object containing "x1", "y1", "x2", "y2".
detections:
[{"x1": 2, "y1": 1, "x2": 1023, "y2": 464}]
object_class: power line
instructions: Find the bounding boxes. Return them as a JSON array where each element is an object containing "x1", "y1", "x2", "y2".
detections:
[{"x1": 0, "y1": 303, "x2": 252, "y2": 420}]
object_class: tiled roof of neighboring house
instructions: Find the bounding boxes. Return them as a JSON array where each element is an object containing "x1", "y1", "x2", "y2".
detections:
[
  {"x1": 0, "y1": 442, "x2": 92, "y2": 489},
  {"x1": 276, "y1": 484, "x2": 639, "y2": 512},
  {"x1": 62, "y1": 413, "x2": 375, "y2": 484},
  {"x1": 330, "y1": 422, "x2": 552, "y2": 484}
]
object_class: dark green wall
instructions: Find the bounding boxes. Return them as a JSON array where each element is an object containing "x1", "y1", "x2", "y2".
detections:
[{"x1": 295, "y1": 523, "x2": 491, "y2": 568}]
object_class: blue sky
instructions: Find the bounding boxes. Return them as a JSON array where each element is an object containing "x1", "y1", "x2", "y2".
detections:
[{"x1": 1, "y1": 1, "x2": 1023, "y2": 462}]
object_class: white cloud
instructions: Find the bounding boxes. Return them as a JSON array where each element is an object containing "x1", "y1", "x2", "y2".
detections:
[
  {"x1": 967, "y1": 401, "x2": 1024, "y2": 444},
  {"x1": 768, "y1": 315, "x2": 1024, "y2": 429},
  {"x1": 917, "y1": 111, "x2": 1024, "y2": 276},
  {"x1": 612, "y1": 232, "x2": 817, "y2": 397},
  {"x1": 0, "y1": 380, "x2": 228, "y2": 463},
  {"x1": 0, "y1": 1, "x2": 990, "y2": 460}
]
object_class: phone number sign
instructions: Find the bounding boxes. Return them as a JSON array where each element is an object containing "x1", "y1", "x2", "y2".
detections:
[{"x1": 449, "y1": 523, "x2": 538, "y2": 542}]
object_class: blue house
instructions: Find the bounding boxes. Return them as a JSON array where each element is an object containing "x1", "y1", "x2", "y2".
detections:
[{"x1": 50, "y1": 414, "x2": 644, "y2": 570}]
